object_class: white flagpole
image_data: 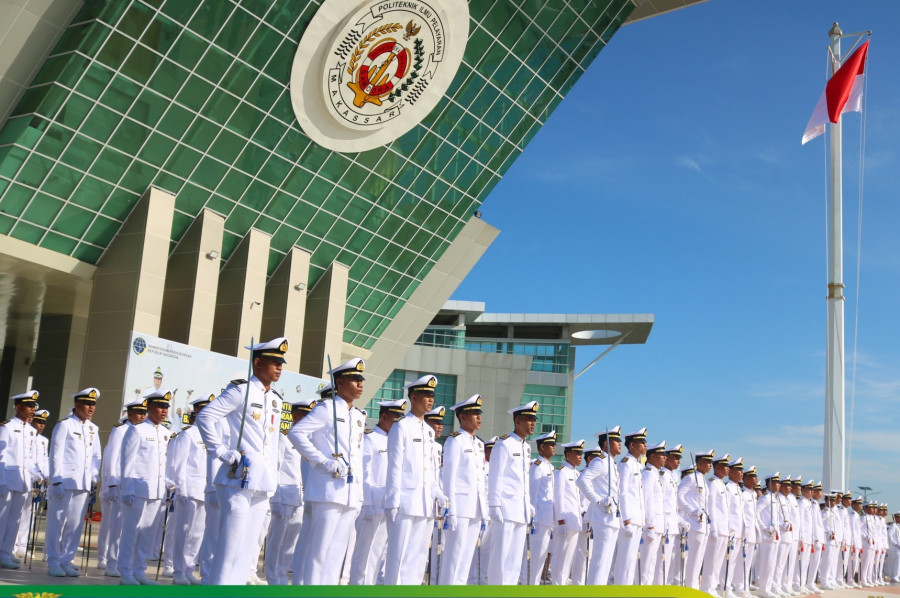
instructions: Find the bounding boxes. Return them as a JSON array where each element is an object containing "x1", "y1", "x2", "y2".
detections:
[{"x1": 823, "y1": 22, "x2": 845, "y2": 492}]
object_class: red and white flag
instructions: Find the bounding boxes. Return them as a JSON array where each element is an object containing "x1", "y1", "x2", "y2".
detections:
[{"x1": 801, "y1": 40, "x2": 869, "y2": 145}]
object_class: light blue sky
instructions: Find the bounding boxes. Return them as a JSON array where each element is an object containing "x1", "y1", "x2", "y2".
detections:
[{"x1": 453, "y1": 1, "x2": 900, "y2": 508}]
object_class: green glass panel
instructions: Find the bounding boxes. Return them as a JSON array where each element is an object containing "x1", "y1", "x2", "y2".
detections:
[
  {"x1": 195, "y1": 45, "x2": 232, "y2": 85},
  {"x1": 176, "y1": 76, "x2": 214, "y2": 112},
  {"x1": 282, "y1": 167, "x2": 312, "y2": 196},
  {"x1": 95, "y1": 31, "x2": 133, "y2": 71},
  {"x1": 188, "y1": 0, "x2": 234, "y2": 41},
  {"x1": 254, "y1": 214, "x2": 279, "y2": 235},
  {"x1": 234, "y1": 144, "x2": 269, "y2": 176},
  {"x1": 241, "y1": 25, "x2": 281, "y2": 71},
  {"x1": 168, "y1": 29, "x2": 206, "y2": 66},
  {"x1": 140, "y1": 11, "x2": 181, "y2": 54},
  {"x1": 253, "y1": 117, "x2": 284, "y2": 151},
  {"x1": 52, "y1": 203, "x2": 94, "y2": 236},
  {"x1": 226, "y1": 102, "x2": 264, "y2": 138},
  {"x1": 109, "y1": 118, "x2": 151, "y2": 155},
  {"x1": 243, "y1": 180, "x2": 275, "y2": 211},
  {"x1": 217, "y1": 169, "x2": 251, "y2": 200},
  {"x1": 56, "y1": 95, "x2": 94, "y2": 130},
  {"x1": 264, "y1": 191, "x2": 293, "y2": 220},
  {"x1": 148, "y1": 59, "x2": 189, "y2": 97},
  {"x1": 221, "y1": 61, "x2": 257, "y2": 99},
  {"x1": 299, "y1": 143, "x2": 329, "y2": 173},
  {"x1": 42, "y1": 163, "x2": 82, "y2": 198},
  {"x1": 0, "y1": 183, "x2": 35, "y2": 216},
  {"x1": 193, "y1": 156, "x2": 229, "y2": 190},
  {"x1": 0, "y1": 214, "x2": 13, "y2": 235},
  {"x1": 138, "y1": 132, "x2": 177, "y2": 167},
  {"x1": 205, "y1": 92, "x2": 240, "y2": 127},
  {"x1": 205, "y1": 193, "x2": 233, "y2": 217},
  {"x1": 174, "y1": 183, "x2": 209, "y2": 214},
  {"x1": 23, "y1": 193, "x2": 62, "y2": 226},
  {"x1": 259, "y1": 154, "x2": 291, "y2": 187},
  {"x1": 18, "y1": 154, "x2": 52, "y2": 187},
  {"x1": 72, "y1": 61, "x2": 114, "y2": 102},
  {"x1": 156, "y1": 103, "x2": 194, "y2": 139},
  {"x1": 121, "y1": 44, "x2": 163, "y2": 81},
  {"x1": 11, "y1": 221, "x2": 45, "y2": 244},
  {"x1": 263, "y1": 39, "x2": 295, "y2": 85},
  {"x1": 225, "y1": 204, "x2": 255, "y2": 233},
  {"x1": 270, "y1": 226, "x2": 300, "y2": 253},
  {"x1": 69, "y1": 176, "x2": 112, "y2": 211},
  {"x1": 275, "y1": 127, "x2": 309, "y2": 163},
  {"x1": 152, "y1": 171, "x2": 184, "y2": 195},
  {"x1": 73, "y1": 243, "x2": 103, "y2": 263},
  {"x1": 119, "y1": 160, "x2": 156, "y2": 193},
  {"x1": 89, "y1": 147, "x2": 130, "y2": 183},
  {"x1": 209, "y1": 129, "x2": 244, "y2": 163},
  {"x1": 311, "y1": 242, "x2": 339, "y2": 269},
  {"x1": 306, "y1": 210, "x2": 333, "y2": 238},
  {"x1": 81, "y1": 105, "x2": 120, "y2": 143},
  {"x1": 118, "y1": 2, "x2": 155, "y2": 39},
  {"x1": 499, "y1": 12, "x2": 529, "y2": 49},
  {"x1": 184, "y1": 118, "x2": 219, "y2": 150},
  {"x1": 246, "y1": 76, "x2": 283, "y2": 111},
  {"x1": 31, "y1": 54, "x2": 70, "y2": 87},
  {"x1": 100, "y1": 188, "x2": 138, "y2": 220},
  {"x1": 164, "y1": 143, "x2": 201, "y2": 178}
]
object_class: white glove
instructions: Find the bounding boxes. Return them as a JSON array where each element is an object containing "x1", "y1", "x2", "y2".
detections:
[
  {"x1": 104, "y1": 485, "x2": 119, "y2": 502},
  {"x1": 122, "y1": 494, "x2": 135, "y2": 507},
  {"x1": 385, "y1": 507, "x2": 399, "y2": 523},
  {"x1": 489, "y1": 506, "x2": 504, "y2": 524},
  {"x1": 435, "y1": 493, "x2": 448, "y2": 509},
  {"x1": 219, "y1": 449, "x2": 242, "y2": 465},
  {"x1": 165, "y1": 478, "x2": 177, "y2": 492},
  {"x1": 270, "y1": 502, "x2": 285, "y2": 518},
  {"x1": 360, "y1": 505, "x2": 375, "y2": 522},
  {"x1": 710, "y1": 531, "x2": 720, "y2": 541},
  {"x1": 50, "y1": 483, "x2": 64, "y2": 500},
  {"x1": 320, "y1": 459, "x2": 348, "y2": 477},
  {"x1": 529, "y1": 504, "x2": 536, "y2": 521},
  {"x1": 781, "y1": 522, "x2": 791, "y2": 531},
  {"x1": 446, "y1": 514, "x2": 458, "y2": 531}
]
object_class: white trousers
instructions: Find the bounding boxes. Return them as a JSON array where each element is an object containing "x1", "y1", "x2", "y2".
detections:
[
  {"x1": 172, "y1": 496, "x2": 205, "y2": 579},
  {"x1": 614, "y1": 524, "x2": 642, "y2": 585},
  {"x1": 44, "y1": 488, "x2": 89, "y2": 567},
  {"x1": 488, "y1": 520, "x2": 526, "y2": 585},
  {"x1": 95, "y1": 493, "x2": 116, "y2": 564},
  {"x1": 384, "y1": 513, "x2": 431, "y2": 584},
  {"x1": 586, "y1": 524, "x2": 619, "y2": 585},
  {"x1": 861, "y1": 544, "x2": 875, "y2": 586},
  {"x1": 208, "y1": 485, "x2": 269, "y2": 585},
  {"x1": 523, "y1": 523, "x2": 552, "y2": 584},
  {"x1": 640, "y1": 531, "x2": 662, "y2": 585},
  {"x1": 0, "y1": 488, "x2": 27, "y2": 559},
  {"x1": 550, "y1": 526, "x2": 579, "y2": 584},
  {"x1": 888, "y1": 547, "x2": 900, "y2": 581},
  {"x1": 439, "y1": 516, "x2": 480, "y2": 585},
  {"x1": 295, "y1": 501, "x2": 359, "y2": 585},
  {"x1": 198, "y1": 490, "x2": 220, "y2": 583},
  {"x1": 683, "y1": 530, "x2": 709, "y2": 589},
  {"x1": 772, "y1": 535, "x2": 792, "y2": 592},
  {"x1": 467, "y1": 519, "x2": 490, "y2": 584},
  {"x1": 733, "y1": 540, "x2": 758, "y2": 592},
  {"x1": 701, "y1": 532, "x2": 728, "y2": 592},
  {"x1": 14, "y1": 491, "x2": 35, "y2": 554},
  {"x1": 757, "y1": 538, "x2": 780, "y2": 595},
  {"x1": 264, "y1": 502, "x2": 302, "y2": 585},
  {"x1": 808, "y1": 542, "x2": 822, "y2": 586},
  {"x1": 571, "y1": 529, "x2": 591, "y2": 584},
  {"x1": 349, "y1": 511, "x2": 387, "y2": 584},
  {"x1": 118, "y1": 497, "x2": 164, "y2": 577},
  {"x1": 654, "y1": 532, "x2": 675, "y2": 584}
]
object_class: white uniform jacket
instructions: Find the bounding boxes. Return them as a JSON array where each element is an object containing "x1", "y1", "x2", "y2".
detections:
[
  {"x1": 362, "y1": 427, "x2": 389, "y2": 510},
  {"x1": 440, "y1": 430, "x2": 486, "y2": 520},
  {"x1": 706, "y1": 475, "x2": 729, "y2": 535},
  {"x1": 271, "y1": 432, "x2": 303, "y2": 507},
  {"x1": 741, "y1": 486, "x2": 759, "y2": 543},
  {"x1": 35, "y1": 433, "x2": 49, "y2": 479},
  {"x1": 618, "y1": 455, "x2": 645, "y2": 528},
  {"x1": 166, "y1": 425, "x2": 207, "y2": 501},
  {"x1": 661, "y1": 468, "x2": 679, "y2": 536},
  {"x1": 641, "y1": 464, "x2": 665, "y2": 533},
  {"x1": 0, "y1": 417, "x2": 41, "y2": 491},
  {"x1": 756, "y1": 492, "x2": 784, "y2": 541},
  {"x1": 530, "y1": 458, "x2": 555, "y2": 527},
  {"x1": 676, "y1": 472, "x2": 710, "y2": 533},
  {"x1": 577, "y1": 451, "x2": 621, "y2": 529},
  {"x1": 288, "y1": 395, "x2": 365, "y2": 507},
  {"x1": 49, "y1": 412, "x2": 101, "y2": 490},
  {"x1": 196, "y1": 376, "x2": 283, "y2": 493},
  {"x1": 724, "y1": 479, "x2": 743, "y2": 538},
  {"x1": 554, "y1": 462, "x2": 582, "y2": 532},
  {"x1": 101, "y1": 421, "x2": 130, "y2": 490},
  {"x1": 121, "y1": 419, "x2": 171, "y2": 500},
  {"x1": 384, "y1": 413, "x2": 441, "y2": 517},
  {"x1": 487, "y1": 432, "x2": 531, "y2": 524}
]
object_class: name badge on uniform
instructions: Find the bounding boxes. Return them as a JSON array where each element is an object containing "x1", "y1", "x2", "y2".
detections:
[
  {"x1": 251, "y1": 403, "x2": 263, "y2": 408},
  {"x1": 146, "y1": 437, "x2": 156, "y2": 441},
  {"x1": 336, "y1": 417, "x2": 345, "y2": 423},
  {"x1": 413, "y1": 438, "x2": 422, "y2": 443},
  {"x1": 379, "y1": 449, "x2": 387, "y2": 454},
  {"x1": 464, "y1": 449, "x2": 472, "y2": 453},
  {"x1": 513, "y1": 453, "x2": 521, "y2": 457},
  {"x1": 13, "y1": 429, "x2": 20, "y2": 433},
  {"x1": 73, "y1": 432, "x2": 81, "y2": 437}
]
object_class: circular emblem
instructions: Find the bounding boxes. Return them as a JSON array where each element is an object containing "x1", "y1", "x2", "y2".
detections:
[
  {"x1": 290, "y1": 0, "x2": 468, "y2": 152},
  {"x1": 132, "y1": 337, "x2": 146, "y2": 355},
  {"x1": 272, "y1": 399, "x2": 278, "y2": 408}
]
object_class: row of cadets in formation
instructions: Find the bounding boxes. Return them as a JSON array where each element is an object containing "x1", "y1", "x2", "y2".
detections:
[{"x1": 3, "y1": 338, "x2": 900, "y2": 588}]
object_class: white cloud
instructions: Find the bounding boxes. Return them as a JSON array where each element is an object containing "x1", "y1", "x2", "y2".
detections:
[{"x1": 676, "y1": 156, "x2": 703, "y2": 173}]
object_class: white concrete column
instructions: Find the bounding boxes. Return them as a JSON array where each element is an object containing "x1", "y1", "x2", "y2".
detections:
[
  {"x1": 261, "y1": 247, "x2": 311, "y2": 370},
  {"x1": 300, "y1": 262, "x2": 349, "y2": 378}
]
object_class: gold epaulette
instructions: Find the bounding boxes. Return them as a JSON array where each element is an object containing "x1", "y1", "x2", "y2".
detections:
[
  {"x1": 621, "y1": 457, "x2": 629, "y2": 463},
  {"x1": 365, "y1": 429, "x2": 373, "y2": 434},
  {"x1": 499, "y1": 434, "x2": 509, "y2": 440},
  {"x1": 449, "y1": 431, "x2": 461, "y2": 437}
]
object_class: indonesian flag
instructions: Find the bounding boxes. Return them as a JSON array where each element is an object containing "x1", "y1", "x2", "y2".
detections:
[{"x1": 801, "y1": 40, "x2": 869, "y2": 145}]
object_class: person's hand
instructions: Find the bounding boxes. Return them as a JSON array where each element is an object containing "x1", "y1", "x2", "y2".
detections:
[
  {"x1": 105, "y1": 485, "x2": 119, "y2": 502},
  {"x1": 529, "y1": 504, "x2": 536, "y2": 521},
  {"x1": 489, "y1": 506, "x2": 504, "y2": 524},
  {"x1": 165, "y1": 479, "x2": 177, "y2": 492},
  {"x1": 435, "y1": 493, "x2": 448, "y2": 509},
  {"x1": 219, "y1": 449, "x2": 242, "y2": 465},
  {"x1": 320, "y1": 459, "x2": 348, "y2": 477},
  {"x1": 710, "y1": 531, "x2": 720, "y2": 541},
  {"x1": 360, "y1": 505, "x2": 375, "y2": 521},
  {"x1": 270, "y1": 502, "x2": 285, "y2": 518},
  {"x1": 446, "y1": 514, "x2": 458, "y2": 531},
  {"x1": 121, "y1": 494, "x2": 135, "y2": 507},
  {"x1": 385, "y1": 507, "x2": 399, "y2": 523}
]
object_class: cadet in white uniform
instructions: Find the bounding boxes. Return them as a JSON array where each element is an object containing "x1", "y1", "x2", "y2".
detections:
[
  {"x1": 577, "y1": 426, "x2": 622, "y2": 585},
  {"x1": 349, "y1": 398, "x2": 406, "y2": 585},
  {"x1": 425, "y1": 405, "x2": 447, "y2": 585},
  {"x1": 0, "y1": 391, "x2": 42, "y2": 569},
  {"x1": 614, "y1": 427, "x2": 648, "y2": 585},
  {"x1": 467, "y1": 435, "x2": 497, "y2": 585},
  {"x1": 639, "y1": 440, "x2": 666, "y2": 585},
  {"x1": 168, "y1": 393, "x2": 213, "y2": 585},
  {"x1": 527, "y1": 429, "x2": 556, "y2": 585},
  {"x1": 45, "y1": 387, "x2": 102, "y2": 577},
  {"x1": 97, "y1": 398, "x2": 147, "y2": 577},
  {"x1": 733, "y1": 466, "x2": 759, "y2": 598},
  {"x1": 721, "y1": 458, "x2": 745, "y2": 598},
  {"x1": 383, "y1": 374, "x2": 447, "y2": 585},
  {"x1": 487, "y1": 400, "x2": 538, "y2": 585},
  {"x1": 289, "y1": 357, "x2": 366, "y2": 585},
  {"x1": 439, "y1": 395, "x2": 486, "y2": 585},
  {"x1": 14, "y1": 407, "x2": 50, "y2": 560},
  {"x1": 550, "y1": 439, "x2": 584, "y2": 585},
  {"x1": 264, "y1": 396, "x2": 315, "y2": 585},
  {"x1": 572, "y1": 448, "x2": 603, "y2": 585},
  {"x1": 808, "y1": 483, "x2": 825, "y2": 592},
  {"x1": 658, "y1": 444, "x2": 682, "y2": 585},
  {"x1": 677, "y1": 449, "x2": 713, "y2": 590},
  {"x1": 118, "y1": 390, "x2": 174, "y2": 585},
  {"x1": 796, "y1": 480, "x2": 816, "y2": 593},
  {"x1": 196, "y1": 338, "x2": 287, "y2": 585},
  {"x1": 756, "y1": 473, "x2": 785, "y2": 598},
  {"x1": 702, "y1": 453, "x2": 731, "y2": 596}
]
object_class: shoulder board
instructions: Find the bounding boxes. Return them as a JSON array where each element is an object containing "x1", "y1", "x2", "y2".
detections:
[
  {"x1": 353, "y1": 406, "x2": 365, "y2": 413},
  {"x1": 621, "y1": 457, "x2": 629, "y2": 463},
  {"x1": 0, "y1": 420, "x2": 6, "y2": 426},
  {"x1": 169, "y1": 432, "x2": 178, "y2": 439},
  {"x1": 230, "y1": 378, "x2": 247, "y2": 386},
  {"x1": 499, "y1": 434, "x2": 509, "y2": 440},
  {"x1": 114, "y1": 421, "x2": 126, "y2": 427},
  {"x1": 182, "y1": 424, "x2": 192, "y2": 430},
  {"x1": 660, "y1": 469, "x2": 665, "y2": 475},
  {"x1": 365, "y1": 429, "x2": 373, "y2": 434},
  {"x1": 556, "y1": 465, "x2": 564, "y2": 470},
  {"x1": 449, "y1": 431, "x2": 460, "y2": 437},
  {"x1": 645, "y1": 465, "x2": 652, "y2": 470},
  {"x1": 597, "y1": 452, "x2": 605, "y2": 459},
  {"x1": 271, "y1": 389, "x2": 283, "y2": 400}
]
